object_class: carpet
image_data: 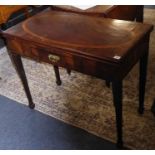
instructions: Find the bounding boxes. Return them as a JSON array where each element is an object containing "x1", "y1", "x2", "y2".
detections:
[{"x1": 0, "y1": 8, "x2": 155, "y2": 149}]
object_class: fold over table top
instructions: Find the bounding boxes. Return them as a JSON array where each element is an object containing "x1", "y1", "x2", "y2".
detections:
[{"x1": 3, "y1": 9, "x2": 153, "y2": 63}]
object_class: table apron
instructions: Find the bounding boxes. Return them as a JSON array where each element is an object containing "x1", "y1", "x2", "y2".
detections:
[{"x1": 6, "y1": 36, "x2": 149, "y2": 81}]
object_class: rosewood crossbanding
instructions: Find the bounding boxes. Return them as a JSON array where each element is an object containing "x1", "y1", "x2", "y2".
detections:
[
  {"x1": 1, "y1": 9, "x2": 153, "y2": 148},
  {"x1": 23, "y1": 13, "x2": 134, "y2": 48}
]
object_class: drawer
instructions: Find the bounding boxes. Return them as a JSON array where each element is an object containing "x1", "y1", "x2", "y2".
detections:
[
  {"x1": 7, "y1": 38, "x2": 74, "y2": 67},
  {"x1": 34, "y1": 46, "x2": 118, "y2": 80},
  {"x1": 31, "y1": 46, "x2": 68, "y2": 67},
  {"x1": 7, "y1": 38, "x2": 118, "y2": 80}
]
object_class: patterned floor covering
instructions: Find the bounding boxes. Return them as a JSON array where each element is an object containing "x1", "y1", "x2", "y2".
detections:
[{"x1": 0, "y1": 9, "x2": 155, "y2": 149}]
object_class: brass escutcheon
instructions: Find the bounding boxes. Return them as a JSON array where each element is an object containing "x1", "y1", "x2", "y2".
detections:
[{"x1": 48, "y1": 54, "x2": 60, "y2": 63}]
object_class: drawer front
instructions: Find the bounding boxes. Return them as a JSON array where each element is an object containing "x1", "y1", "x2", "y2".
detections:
[
  {"x1": 7, "y1": 38, "x2": 75, "y2": 67},
  {"x1": 32, "y1": 46, "x2": 69, "y2": 67},
  {"x1": 7, "y1": 38, "x2": 118, "y2": 80}
]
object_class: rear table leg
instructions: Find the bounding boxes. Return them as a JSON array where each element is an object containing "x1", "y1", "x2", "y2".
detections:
[{"x1": 53, "y1": 65, "x2": 62, "y2": 85}]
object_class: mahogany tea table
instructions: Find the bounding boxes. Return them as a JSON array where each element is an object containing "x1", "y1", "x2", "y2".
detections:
[{"x1": 1, "y1": 10, "x2": 153, "y2": 148}]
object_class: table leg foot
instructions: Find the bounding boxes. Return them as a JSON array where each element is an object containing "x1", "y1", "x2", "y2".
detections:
[
  {"x1": 66, "y1": 68, "x2": 71, "y2": 75},
  {"x1": 105, "y1": 80, "x2": 110, "y2": 87},
  {"x1": 116, "y1": 141, "x2": 123, "y2": 149},
  {"x1": 29, "y1": 103, "x2": 35, "y2": 109},
  {"x1": 138, "y1": 107, "x2": 144, "y2": 114},
  {"x1": 56, "y1": 80, "x2": 62, "y2": 86}
]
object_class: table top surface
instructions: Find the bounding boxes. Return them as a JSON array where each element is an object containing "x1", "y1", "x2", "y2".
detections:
[{"x1": 3, "y1": 9, "x2": 153, "y2": 63}]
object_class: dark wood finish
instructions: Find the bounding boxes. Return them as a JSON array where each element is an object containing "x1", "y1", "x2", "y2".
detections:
[
  {"x1": 151, "y1": 100, "x2": 155, "y2": 116},
  {"x1": 105, "y1": 80, "x2": 111, "y2": 88},
  {"x1": 139, "y1": 41, "x2": 149, "y2": 114},
  {"x1": 7, "y1": 49, "x2": 35, "y2": 109},
  {"x1": 2, "y1": 9, "x2": 153, "y2": 148},
  {"x1": 51, "y1": 5, "x2": 144, "y2": 85},
  {"x1": 66, "y1": 68, "x2": 71, "y2": 75},
  {"x1": 0, "y1": 6, "x2": 60, "y2": 86},
  {"x1": 136, "y1": 5, "x2": 144, "y2": 22},
  {"x1": 112, "y1": 80, "x2": 123, "y2": 148},
  {"x1": 104, "y1": 5, "x2": 143, "y2": 22},
  {"x1": 53, "y1": 65, "x2": 62, "y2": 85}
]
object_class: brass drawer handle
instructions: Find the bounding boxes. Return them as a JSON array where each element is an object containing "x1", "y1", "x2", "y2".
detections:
[{"x1": 48, "y1": 54, "x2": 60, "y2": 63}]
